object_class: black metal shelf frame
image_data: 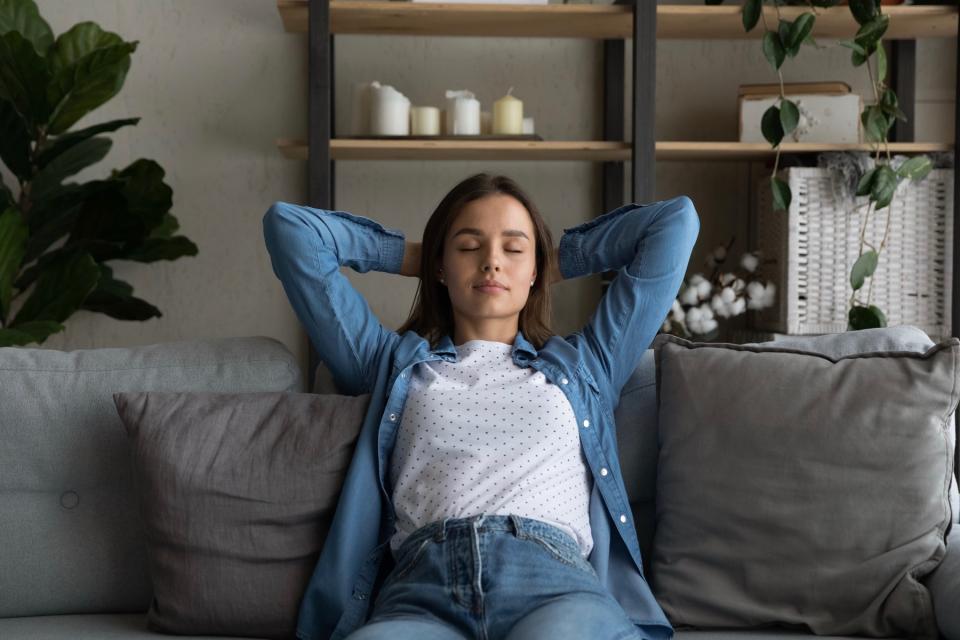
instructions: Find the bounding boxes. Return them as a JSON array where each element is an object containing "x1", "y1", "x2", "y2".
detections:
[{"x1": 303, "y1": 0, "x2": 960, "y2": 391}]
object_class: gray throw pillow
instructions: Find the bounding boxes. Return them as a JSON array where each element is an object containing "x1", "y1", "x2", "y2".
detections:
[
  {"x1": 113, "y1": 391, "x2": 369, "y2": 640},
  {"x1": 651, "y1": 335, "x2": 959, "y2": 639}
]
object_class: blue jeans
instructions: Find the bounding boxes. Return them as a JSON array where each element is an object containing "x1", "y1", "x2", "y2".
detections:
[{"x1": 344, "y1": 514, "x2": 647, "y2": 640}]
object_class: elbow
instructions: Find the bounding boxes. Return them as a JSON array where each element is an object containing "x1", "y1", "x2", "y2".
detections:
[{"x1": 670, "y1": 195, "x2": 700, "y2": 245}]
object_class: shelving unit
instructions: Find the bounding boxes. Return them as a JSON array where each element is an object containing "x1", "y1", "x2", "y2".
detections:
[{"x1": 276, "y1": 0, "x2": 959, "y2": 389}]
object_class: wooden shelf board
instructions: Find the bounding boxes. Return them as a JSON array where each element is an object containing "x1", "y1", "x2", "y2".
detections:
[
  {"x1": 276, "y1": 1, "x2": 957, "y2": 39},
  {"x1": 277, "y1": 138, "x2": 953, "y2": 161}
]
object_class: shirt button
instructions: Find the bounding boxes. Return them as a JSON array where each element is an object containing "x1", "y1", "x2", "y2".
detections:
[
  {"x1": 400, "y1": 372, "x2": 406, "y2": 378},
  {"x1": 561, "y1": 378, "x2": 569, "y2": 385},
  {"x1": 582, "y1": 419, "x2": 590, "y2": 428},
  {"x1": 389, "y1": 413, "x2": 397, "y2": 422},
  {"x1": 620, "y1": 514, "x2": 628, "y2": 524},
  {"x1": 600, "y1": 467, "x2": 608, "y2": 476}
]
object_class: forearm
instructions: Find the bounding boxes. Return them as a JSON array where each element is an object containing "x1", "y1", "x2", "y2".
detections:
[{"x1": 400, "y1": 241, "x2": 421, "y2": 278}]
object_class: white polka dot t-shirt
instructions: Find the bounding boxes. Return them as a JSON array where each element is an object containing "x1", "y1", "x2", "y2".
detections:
[{"x1": 387, "y1": 339, "x2": 594, "y2": 559}]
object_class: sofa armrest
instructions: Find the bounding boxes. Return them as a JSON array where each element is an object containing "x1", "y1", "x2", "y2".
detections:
[{"x1": 929, "y1": 528, "x2": 960, "y2": 640}]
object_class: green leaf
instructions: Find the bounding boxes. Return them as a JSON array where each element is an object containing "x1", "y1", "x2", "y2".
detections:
[
  {"x1": 68, "y1": 184, "x2": 146, "y2": 251},
  {"x1": 149, "y1": 212, "x2": 180, "y2": 239},
  {"x1": 854, "y1": 15, "x2": 889, "y2": 51},
  {"x1": 112, "y1": 158, "x2": 172, "y2": 232},
  {"x1": 862, "y1": 105, "x2": 889, "y2": 143},
  {"x1": 852, "y1": 48, "x2": 868, "y2": 67},
  {"x1": 0, "y1": 320, "x2": 64, "y2": 347},
  {"x1": 0, "y1": 206, "x2": 27, "y2": 319},
  {"x1": 848, "y1": 0, "x2": 879, "y2": 26},
  {"x1": 12, "y1": 250, "x2": 100, "y2": 324},
  {"x1": 762, "y1": 31, "x2": 786, "y2": 70},
  {"x1": 839, "y1": 40, "x2": 867, "y2": 55},
  {"x1": 0, "y1": 180, "x2": 13, "y2": 211},
  {"x1": 871, "y1": 164, "x2": 898, "y2": 209},
  {"x1": 80, "y1": 263, "x2": 161, "y2": 321},
  {"x1": 0, "y1": 0, "x2": 53, "y2": 55},
  {"x1": 848, "y1": 304, "x2": 886, "y2": 331},
  {"x1": 879, "y1": 88, "x2": 899, "y2": 119},
  {"x1": 761, "y1": 105, "x2": 784, "y2": 147},
  {"x1": 778, "y1": 19, "x2": 793, "y2": 57},
  {"x1": 786, "y1": 13, "x2": 816, "y2": 56},
  {"x1": 896, "y1": 156, "x2": 933, "y2": 181},
  {"x1": 780, "y1": 99, "x2": 800, "y2": 136},
  {"x1": 875, "y1": 42, "x2": 887, "y2": 84},
  {"x1": 742, "y1": 0, "x2": 762, "y2": 32},
  {"x1": 771, "y1": 176, "x2": 791, "y2": 212},
  {"x1": 47, "y1": 40, "x2": 138, "y2": 135},
  {"x1": 30, "y1": 136, "x2": 112, "y2": 202},
  {"x1": 0, "y1": 30, "x2": 52, "y2": 125},
  {"x1": 125, "y1": 236, "x2": 198, "y2": 263},
  {"x1": 47, "y1": 22, "x2": 125, "y2": 77},
  {"x1": 850, "y1": 250, "x2": 878, "y2": 291},
  {"x1": 856, "y1": 168, "x2": 877, "y2": 196},
  {"x1": 35, "y1": 117, "x2": 139, "y2": 170},
  {"x1": 0, "y1": 96, "x2": 31, "y2": 180}
]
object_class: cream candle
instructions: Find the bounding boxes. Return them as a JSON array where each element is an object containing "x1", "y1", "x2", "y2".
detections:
[
  {"x1": 410, "y1": 106, "x2": 440, "y2": 135},
  {"x1": 522, "y1": 116, "x2": 535, "y2": 135},
  {"x1": 492, "y1": 87, "x2": 523, "y2": 135}
]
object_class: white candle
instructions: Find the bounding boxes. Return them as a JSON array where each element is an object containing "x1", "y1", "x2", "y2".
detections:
[
  {"x1": 493, "y1": 87, "x2": 523, "y2": 135},
  {"x1": 410, "y1": 106, "x2": 440, "y2": 135},
  {"x1": 370, "y1": 83, "x2": 410, "y2": 136},
  {"x1": 522, "y1": 116, "x2": 535, "y2": 135},
  {"x1": 444, "y1": 89, "x2": 480, "y2": 135}
]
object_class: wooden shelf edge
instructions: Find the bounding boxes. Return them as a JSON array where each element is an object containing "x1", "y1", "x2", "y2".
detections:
[
  {"x1": 277, "y1": 1, "x2": 958, "y2": 39},
  {"x1": 277, "y1": 138, "x2": 954, "y2": 161}
]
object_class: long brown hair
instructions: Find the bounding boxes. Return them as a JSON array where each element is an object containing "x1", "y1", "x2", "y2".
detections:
[{"x1": 396, "y1": 173, "x2": 557, "y2": 350}]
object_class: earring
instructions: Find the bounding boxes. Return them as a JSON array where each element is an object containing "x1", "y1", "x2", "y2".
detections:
[{"x1": 530, "y1": 280, "x2": 535, "y2": 286}]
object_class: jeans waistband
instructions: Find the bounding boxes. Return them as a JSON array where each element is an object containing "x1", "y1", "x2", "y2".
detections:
[{"x1": 399, "y1": 514, "x2": 581, "y2": 558}]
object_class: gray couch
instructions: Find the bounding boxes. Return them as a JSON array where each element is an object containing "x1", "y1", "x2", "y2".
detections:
[{"x1": 0, "y1": 326, "x2": 957, "y2": 639}]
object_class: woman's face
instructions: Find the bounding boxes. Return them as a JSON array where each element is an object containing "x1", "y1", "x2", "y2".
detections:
[{"x1": 439, "y1": 194, "x2": 538, "y2": 332}]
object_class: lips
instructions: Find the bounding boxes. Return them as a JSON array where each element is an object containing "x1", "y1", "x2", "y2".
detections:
[{"x1": 474, "y1": 280, "x2": 507, "y2": 290}]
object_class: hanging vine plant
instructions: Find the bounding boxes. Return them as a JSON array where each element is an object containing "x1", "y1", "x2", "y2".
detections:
[{"x1": 707, "y1": 0, "x2": 934, "y2": 331}]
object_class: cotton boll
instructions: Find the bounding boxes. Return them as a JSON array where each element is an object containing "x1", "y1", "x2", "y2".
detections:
[
  {"x1": 680, "y1": 285, "x2": 699, "y2": 306},
  {"x1": 712, "y1": 246, "x2": 727, "y2": 262},
  {"x1": 696, "y1": 279, "x2": 712, "y2": 300},
  {"x1": 711, "y1": 294, "x2": 728, "y2": 317},
  {"x1": 689, "y1": 273, "x2": 707, "y2": 286},
  {"x1": 741, "y1": 252, "x2": 759, "y2": 273},
  {"x1": 746, "y1": 280, "x2": 766, "y2": 309},
  {"x1": 719, "y1": 272, "x2": 736, "y2": 286},
  {"x1": 730, "y1": 296, "x2": 747, "y2": 315},
  {"x1": 720, "y1": 286, "x2": 736, "y2": 304},
  {"x1": 733, "y1": 278, "x2": 745, "y2": 293}
]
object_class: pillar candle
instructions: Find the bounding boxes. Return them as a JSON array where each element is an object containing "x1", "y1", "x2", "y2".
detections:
[
  {"x1": 493, "y1": 87, "x2": 523, "y2": 135},
  {"x1": 370, "y1": 83, "x2": 410, "y2": 136},
  {"x1": 444, "y1": 89, "x2": 480, "y2": 135},
  {"x1": 410, "y1": 106, "x2": 440, "y2": 135}
]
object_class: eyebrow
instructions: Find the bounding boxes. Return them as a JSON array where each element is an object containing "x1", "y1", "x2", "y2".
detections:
[{"x1": 452, "y1": 227, "x2": 530, "y2": 240}]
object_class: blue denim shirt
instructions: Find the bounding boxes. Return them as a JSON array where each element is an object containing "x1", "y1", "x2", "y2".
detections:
[{"x1": 263, "y1": 195, "x2": 700, "y2": 640}]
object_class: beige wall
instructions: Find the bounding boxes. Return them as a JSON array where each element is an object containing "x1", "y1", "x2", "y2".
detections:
[{"x1": 14, "y1": 1, "x2": 956, "y2": 374}]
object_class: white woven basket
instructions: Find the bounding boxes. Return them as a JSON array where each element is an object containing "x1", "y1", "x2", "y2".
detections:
[{"x1": 753, "y1": 166, "x2": 953, "y2": 340}]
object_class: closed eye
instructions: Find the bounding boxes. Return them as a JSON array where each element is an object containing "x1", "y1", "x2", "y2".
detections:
[{"x1": 460, "y1": 248, "x2": 523, "y2": 253}]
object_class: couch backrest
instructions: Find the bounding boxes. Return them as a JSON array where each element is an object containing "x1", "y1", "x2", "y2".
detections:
[
  {"x1": 316, "y1": 326, "x2": 959, "y2": 576},
  {"x1": 0, "y1": 337, "x2": 302, "y2": 619}
]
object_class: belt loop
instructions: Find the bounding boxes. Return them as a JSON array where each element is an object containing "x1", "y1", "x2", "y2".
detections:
[
  {"x1": 436, "y1": 517, "x2": 449, "y2": 542},
  {"x1": 509, "y1": 513, "x2": 526, "y2": 540}
]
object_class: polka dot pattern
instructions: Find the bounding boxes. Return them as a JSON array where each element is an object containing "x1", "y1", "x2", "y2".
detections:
[{"x1": 388, "y1": 339, "x2": 594, "y2": 559}]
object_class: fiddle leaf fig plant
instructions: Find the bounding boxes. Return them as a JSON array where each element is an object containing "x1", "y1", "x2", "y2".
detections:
[
  {"x1": 708, "y1": 0, "x2": 934, "y2": 332},
  {"x1": 0, "y1": 0, "x2": 197, "y2": 347}
]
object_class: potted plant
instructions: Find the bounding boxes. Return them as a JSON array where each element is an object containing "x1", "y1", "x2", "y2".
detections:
[{"x1": 0, "y1": 0, "x2": 197, "y2": 347}]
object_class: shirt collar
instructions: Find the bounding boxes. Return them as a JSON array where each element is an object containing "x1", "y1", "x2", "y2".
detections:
[{"x1": 433, "y1": 330, "x2": 538, "y2": 361}]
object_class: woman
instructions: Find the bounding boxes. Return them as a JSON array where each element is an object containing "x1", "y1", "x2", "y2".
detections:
[{"x1": 262, "y1": 173, "x2": 700, "y2": 640}]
